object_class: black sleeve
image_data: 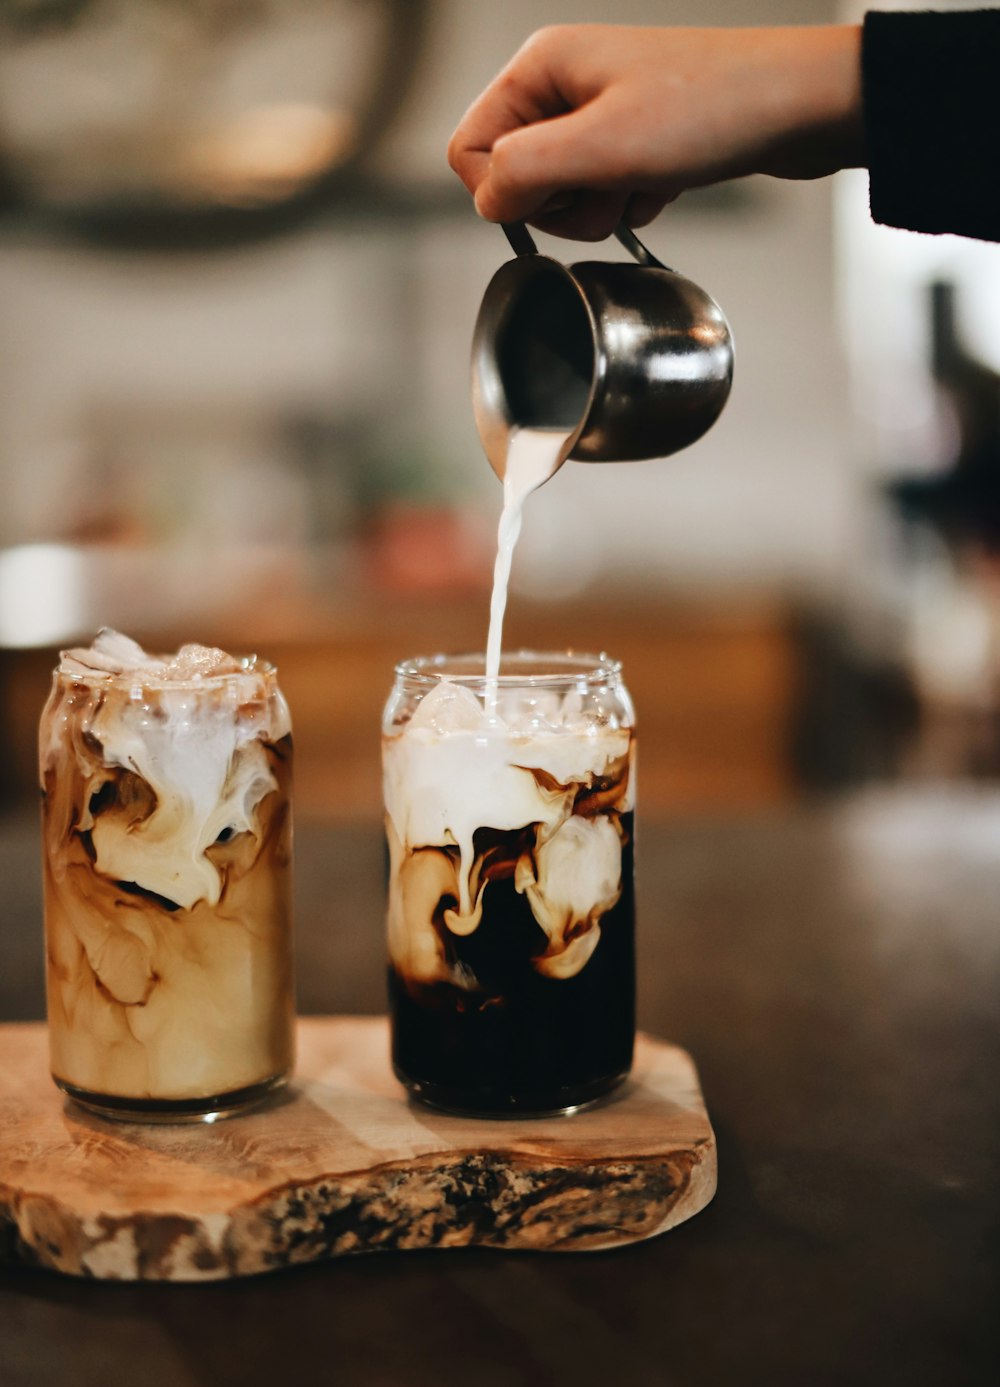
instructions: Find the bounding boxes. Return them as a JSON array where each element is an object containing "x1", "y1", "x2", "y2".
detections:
[{"x1": 863, "y1": 8, "x2": 1000, "y2": 243}]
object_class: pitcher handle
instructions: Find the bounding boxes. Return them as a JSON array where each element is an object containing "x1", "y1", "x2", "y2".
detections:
[
  {"x1": 613, "y1": 222, "x2": 669, "y2": 270},
  {"x1": 501, "y1": 222, "x2": 538, "y2": 257},
  {"x1": 503, "y1": 218, "x2": 669, "y2": 270}
]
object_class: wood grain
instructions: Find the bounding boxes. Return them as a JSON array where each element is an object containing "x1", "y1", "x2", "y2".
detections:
[{"x1": 0, "y1": 1015, "x2": 716, "y2": 1280}]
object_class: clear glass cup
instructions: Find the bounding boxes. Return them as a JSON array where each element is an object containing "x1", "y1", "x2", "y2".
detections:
[
  {"x1": 39, "y1": 656, "x2": 294, "y2": 1122},
  {"x1": 382, "y1": 650, "x2": 636, "y2": 1116}
]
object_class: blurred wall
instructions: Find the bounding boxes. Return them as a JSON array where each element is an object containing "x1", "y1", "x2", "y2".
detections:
[{"x1": 0, "y1": 0, "x2": 858, "y2": 598}]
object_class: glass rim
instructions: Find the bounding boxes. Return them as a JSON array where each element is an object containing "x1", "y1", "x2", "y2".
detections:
[{"x1": 393, "y1": 649, "x2": 622, "y2": 689}]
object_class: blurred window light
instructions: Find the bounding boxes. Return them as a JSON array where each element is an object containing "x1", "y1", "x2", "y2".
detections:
[
  {"x1": 182, "y1": 103, "x2": 358, "y2": 207},
  {"x1": 0, "y1": 544, "x2": 86, "y2": 648}
]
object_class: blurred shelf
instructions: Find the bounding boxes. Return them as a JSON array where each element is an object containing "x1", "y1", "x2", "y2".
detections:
[
  {"x1": 0, "y1": 173, "x2": 755, "y2": 254},
  {"x1": 0, "y1": 542, "x2": 799, "y2": 820}
]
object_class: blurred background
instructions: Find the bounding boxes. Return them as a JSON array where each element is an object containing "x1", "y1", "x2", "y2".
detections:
[{"x1": 1, "y1": 0, "x2": 999, "y2": 823}]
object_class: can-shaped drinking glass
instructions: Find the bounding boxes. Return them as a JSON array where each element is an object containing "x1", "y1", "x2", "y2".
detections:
[
  {"x1": 39, "y1": 650, "x2": 294, "y2": 1122},
  {"x1": 382, "y1": 651, "x2": 636, "y2": 1115}
]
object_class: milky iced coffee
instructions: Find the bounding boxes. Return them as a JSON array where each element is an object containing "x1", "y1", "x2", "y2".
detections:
[
  {"x1": 383, "y1": 651, "x2": 635, "y2": 1115},
  {"x1": 39, "y1": 630, "x2": 294, "y2": 1121}
]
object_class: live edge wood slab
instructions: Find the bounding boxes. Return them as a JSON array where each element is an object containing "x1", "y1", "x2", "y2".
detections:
[{"x1": 0, "y1": 1015, "x2": 716, "y2": 1281}]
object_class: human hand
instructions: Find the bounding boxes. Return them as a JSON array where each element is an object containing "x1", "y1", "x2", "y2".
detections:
[{"x1": 448, "y1": 24, "x2": 865, "y2": 240}]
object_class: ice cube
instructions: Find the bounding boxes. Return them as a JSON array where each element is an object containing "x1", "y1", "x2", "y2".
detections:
[
  {"x1": 407, "y1": 679, "x2": 488, "y2": 734},
  {"x1": 163, "y1": 643, "x2": 243, "y2": 681},
  {"x1": 559, "y1": 688, "x2": 623, "y2": 732},
  {"x1": 60, "y1": 628, "x2": 166, "y2": 678},
  {"x1": 493, "y1": 687, "x2": 562, "y2": 734},
  {"x1": 60, "y1": 630, "x2": 244, "y2": 682}
]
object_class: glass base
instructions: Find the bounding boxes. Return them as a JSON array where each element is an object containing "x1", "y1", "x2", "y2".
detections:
[
  {"x1": 55, "y1": 1071, "x2": 288, "y2": 1124},
  {"x1": 395, "y1": 1067, "x2": 629, "y2": 1119}
]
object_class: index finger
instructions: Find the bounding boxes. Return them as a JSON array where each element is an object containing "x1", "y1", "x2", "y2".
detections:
[{"x1": 447, "y1": 29, "x2": 576, "y2": 194}]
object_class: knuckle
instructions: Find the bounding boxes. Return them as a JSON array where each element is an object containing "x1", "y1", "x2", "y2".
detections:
[
  {"x1": 518, "y1": 24, "x2": 567, "y2": 59},
  {"x1": 488, "y1": 136, "x2": 517, "y2": 180}
]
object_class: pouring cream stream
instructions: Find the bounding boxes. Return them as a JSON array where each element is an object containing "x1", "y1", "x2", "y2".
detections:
[{"x1": 484, "y1": 427, "x2": 571, "y2": 704}]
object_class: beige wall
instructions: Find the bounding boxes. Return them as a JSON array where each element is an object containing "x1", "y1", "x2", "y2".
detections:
[{"x1": 0, "y1": 0, "x2": 861, "y2": 596}]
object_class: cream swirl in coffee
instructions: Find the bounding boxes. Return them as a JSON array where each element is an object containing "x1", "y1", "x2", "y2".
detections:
[
  {"x1": 383, "y1": 676, "x2": 633, "y2": 988},
  {"x1": 40, "y1": 629, "x2": 294, "y2": 1113}
]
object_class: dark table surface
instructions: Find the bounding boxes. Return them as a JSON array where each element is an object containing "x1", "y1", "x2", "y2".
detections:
[{"x1": 2, "y1": 787, "x2": 998, "y2": 1387}]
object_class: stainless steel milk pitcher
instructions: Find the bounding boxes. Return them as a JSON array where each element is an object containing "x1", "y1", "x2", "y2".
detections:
[{"x1": 472, "y1": 222, "x2": 734, "y2": 479}]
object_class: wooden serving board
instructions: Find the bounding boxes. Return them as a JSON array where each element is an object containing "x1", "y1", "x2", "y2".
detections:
[{"x1": 0, "y1": 1016, "x2": 716, "y2": 1280}]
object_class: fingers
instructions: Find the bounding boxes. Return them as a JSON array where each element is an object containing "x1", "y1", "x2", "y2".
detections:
[
  {"x1": 472, "y1": 97, "x2": 632, "y2": 225},
  {"x1": 528, "y1": 188, "x2": 671, "y2": 242},
  {"x1": 448, "y1": 28, "x2": 576, "y2": 197},
  {"x1": 447, "y1": 24, "x2": 686, "y2": 240},
  {"x1": 624, "y1": 191, "x2": 674, "y2": 227},
  {"x1": 530, "y1": 190, "x2": 632, "y2": 242}
]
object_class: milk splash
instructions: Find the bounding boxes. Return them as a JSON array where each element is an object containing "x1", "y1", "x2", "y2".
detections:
[{"x1": 484, "y1": 427, "x2": 571, "y2": 705}]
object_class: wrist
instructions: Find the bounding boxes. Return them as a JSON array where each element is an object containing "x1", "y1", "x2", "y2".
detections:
[{"x1": 759, "y1": 25, "x2": 866, "y2": 177}]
